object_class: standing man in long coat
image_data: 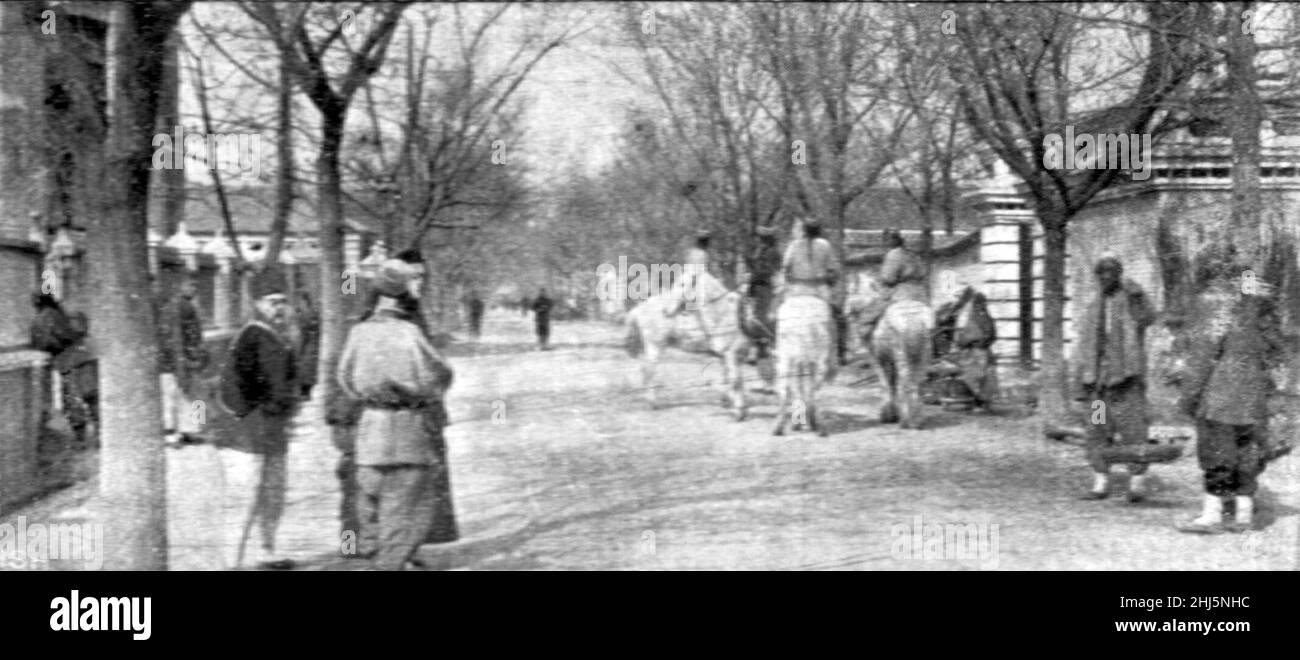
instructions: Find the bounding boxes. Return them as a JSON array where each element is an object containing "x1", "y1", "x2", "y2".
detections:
[
  {"x1": 338, "y1": 259, "x2": 455, "y2": 570},
  {"x1": 1076, "y1": 257, "x2": 1156, "y2": 503},
  {"x1": 227, "y1": 269, "x2": 298, "y2": 569}
]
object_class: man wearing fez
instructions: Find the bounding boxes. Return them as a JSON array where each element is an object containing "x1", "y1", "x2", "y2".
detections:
[
  {"x1": 229, "y1": 268, "x2": 298, "y2": 568},
  {"x1": 1177, "y1": 268, "x2": 1285, "y2": 533},
  {"x1": 338, "y1": 259, "x2": 455, "y2": 570},
  {"x1": 1076, "y1": 256, "x2": 1156, "y2": 503}
]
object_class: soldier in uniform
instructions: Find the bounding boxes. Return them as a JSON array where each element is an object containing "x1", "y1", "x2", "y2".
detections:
[{"x1": 1177, "y1": 272, "x2": 1284, "y2": 533}]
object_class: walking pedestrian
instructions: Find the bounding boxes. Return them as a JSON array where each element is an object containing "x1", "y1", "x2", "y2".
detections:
[
  {"x1": 1176, "y1": 272, "x2": 1284, "y2": 533},
  {"x1": 159, "y1": 277, "x2": 209, "y2": 447},
  {"x1": 338, "y1": 259, "x2": 455, "y2": 570},
  {"x1": 1075, "y1": 256, "x2": 1157, "y2": 503},
  {"x1": 221, "y1": 269, "x2": 298, "y2": 569},
  {"x1": 532, "y1": 287, "x2": 553, "y2": 350},
  {"x1": 467, "y1": 290, "x2": 485, "y2": 340}
]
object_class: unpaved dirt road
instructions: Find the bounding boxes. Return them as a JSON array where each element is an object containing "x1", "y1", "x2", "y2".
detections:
[{"x1": 8, "y1": 309, "x2": 1297, "y2": 570}]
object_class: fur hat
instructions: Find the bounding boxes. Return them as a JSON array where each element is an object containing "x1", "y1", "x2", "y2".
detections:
[{"x1": 372, "y1": 259, "x2": 415, "y2": 298}]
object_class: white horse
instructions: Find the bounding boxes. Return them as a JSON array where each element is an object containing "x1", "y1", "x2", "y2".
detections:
[
  {"x1": 771, "y1": 295, "x2": 834, "y2": 437},
  {"x1": 624, "y1": 275, "x2": 751, "y2": 420},
  {"x1": 848, "y1": 279, "x2": 934, "y2": 429}
]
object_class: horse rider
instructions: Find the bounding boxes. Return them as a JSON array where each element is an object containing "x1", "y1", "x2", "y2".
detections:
[
  {"x1": 781, "y1": 216, "x2": 841, "y2": 374},
  {"x1": 674, "y1": 229, "x2": 721, "y2": 315},
  {"x1": 747, "y1": 225, "x2": 782, "y2": 359},
  {"x1": 858, "y1": 228, "x2": 929, "y2": 348}
]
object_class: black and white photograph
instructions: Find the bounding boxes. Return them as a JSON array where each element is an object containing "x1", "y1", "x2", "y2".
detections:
[{"x1": 1, "y1": 0, "x2": 1298, "y2": 612}]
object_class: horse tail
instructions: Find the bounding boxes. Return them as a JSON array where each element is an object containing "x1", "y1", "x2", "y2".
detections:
[{"x1": 624, "y1": 312, "x2": 644, "y2": 357}]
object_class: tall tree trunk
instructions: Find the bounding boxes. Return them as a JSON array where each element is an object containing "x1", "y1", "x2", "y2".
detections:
[
  {"x1": 94, "y1": 0, "x2": 190, "y2": 571},
  {"x1": 1037, "y1": 206, "x2": 1071, "y2": 426},
  {"x1": 1226, "y1": 1, "x2": 1263, "y2": 272},
  {"x1": 265, "y1": 48, "x2": 294, "y2": 267},
  {"x1": 147, "y1": 31, "x2": 184, "y2": 237},
  {"x1": 316, "y1": 109, "x2": 346, "y2": 408}
]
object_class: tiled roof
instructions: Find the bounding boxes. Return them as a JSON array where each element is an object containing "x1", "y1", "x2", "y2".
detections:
[{"x1": 181, "y1": 185, "x2": 376, "y2": 236}]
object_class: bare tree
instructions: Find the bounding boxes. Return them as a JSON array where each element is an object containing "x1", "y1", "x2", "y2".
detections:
[
  {"x1": 91, "y1": 0, "x2": 192, "y2": 571},
  {"x1": 944, "y1": 3, "x2": 1212, "y2": 424},
  {"x1": 243, "y1": 1, "x2": 411, "y2": 407}
]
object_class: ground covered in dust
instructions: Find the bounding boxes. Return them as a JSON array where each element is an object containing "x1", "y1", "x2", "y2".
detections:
[{"x1": 6, "y1": 310, "x2": 1296, "y2": 570}]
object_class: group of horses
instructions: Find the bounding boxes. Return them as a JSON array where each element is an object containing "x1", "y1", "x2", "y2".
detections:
[{"x1": 623, "y1": 276, "x2": 935, "y2": 435}]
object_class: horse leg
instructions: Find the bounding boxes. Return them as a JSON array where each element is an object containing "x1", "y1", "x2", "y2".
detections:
[
  {"x1": 874, "y1": 344, "x2": 899, "y2": 424},
  {"x1": 642, "y1": 346, "x2": 660, "y2": 410},
  {"x1": 772, "y1": 354, "x2": 789, "y2": 436},
  {"x1": 808, "y1": 361, "x2": 827, "y2": 437},
  {"x1": 727, "y1": 345, "x2": 747, "y2": 421},
  {"x1": 896, "y1": 341, "x2": 915, "y2": 429}
]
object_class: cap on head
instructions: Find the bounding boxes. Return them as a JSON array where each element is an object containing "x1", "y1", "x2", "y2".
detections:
[
  {"x1": 372, "y1": 259, "x2": 414, "y2": 298},
  {"x1": 756, "y1": 225, "x2": 778, "y2": 239}
]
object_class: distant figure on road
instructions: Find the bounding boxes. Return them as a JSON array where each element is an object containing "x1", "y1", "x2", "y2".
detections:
[
  {"x1": 1076, "y1": 256, "x2": 1156, "y2": 503},
  {"x1": 1177, "y1": 271, "x2": 1284, "y2": 533},
  {"x1": 532, "y1": 288, "x2": 553, "y2": 350},
  {"x1": 224, "y1": 269, "x2": 298, "y2": 569},
  {"x1": 338, "y1": 259, "x2": 455, "y2": 570},
  {"x1": 467, "y1": 291, "x2": 485, "y2": 340}
]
